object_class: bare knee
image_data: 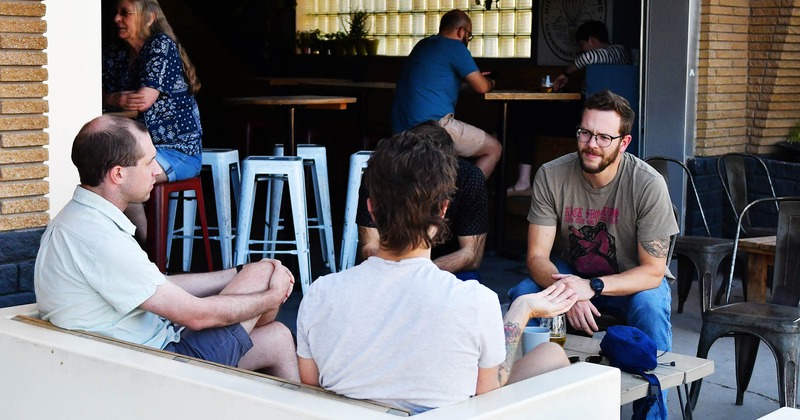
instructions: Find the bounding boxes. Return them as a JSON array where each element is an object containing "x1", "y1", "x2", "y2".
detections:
[
  {"x1": 255, "y1": 321, "x2": 294, "y2": 349},
  {"x1": 507, "y1": 342, "x2": 569, "y2": 385},
  {"x1": 485, "y1": 134, "x2": 502, "y2": 158}
]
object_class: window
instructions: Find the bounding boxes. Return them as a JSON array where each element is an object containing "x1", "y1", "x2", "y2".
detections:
[{"x1": 296, "y1": 0, "x2": 534, "y2": 57}]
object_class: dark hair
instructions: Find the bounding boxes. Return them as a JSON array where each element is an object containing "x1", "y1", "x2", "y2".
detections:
[
  {"x1": 71, "y1": 116, "x2": 148, "y2": 187},
  {"x1": 439, "y1": 9, "x2": 470, "y2": 33},
  {"x1": 576, "y1": 20, "x2": 609, "y2": 44},
  {"x1": 365, "y1": 130, "x2": 457, "y2": 253},
  {"x1": 584, "y1": 89, "x2": 635, "y2": 137},
  {"x1": 408, "y1": 120, "x2": 457, "y2": 157}
]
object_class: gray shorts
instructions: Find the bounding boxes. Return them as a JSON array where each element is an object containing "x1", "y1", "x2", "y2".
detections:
[{"x1": 164, "y1": 323, "x2": 253, "y2": 367}]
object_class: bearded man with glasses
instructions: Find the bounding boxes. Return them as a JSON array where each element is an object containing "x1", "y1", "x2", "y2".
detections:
[{"x1": 507, "y1": 89, "x2": 677, "y2": 419}]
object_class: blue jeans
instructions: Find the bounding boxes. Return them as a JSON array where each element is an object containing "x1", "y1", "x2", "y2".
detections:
[
  {"x1": 454, "y1": 270, "x2": 481, "y2": 282},
  {"x1": 508, "y1": 258, "x2": 671, "y2": 420},
  {"x1": 155, "y1": 148, "x2": 202, "y2": 182}
]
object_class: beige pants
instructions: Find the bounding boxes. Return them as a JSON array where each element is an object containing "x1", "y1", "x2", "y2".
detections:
[{"x1": 438, "y1": 113, "x2": 489, "y2": 158}]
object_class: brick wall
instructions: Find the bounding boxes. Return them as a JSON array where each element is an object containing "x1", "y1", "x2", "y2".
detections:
[
  {"x1": 696, "y1": 0, "x2": 800, "y2": 156},
  {"x1": 0, "y1": 0, "x2": 48, "y2": 307}
]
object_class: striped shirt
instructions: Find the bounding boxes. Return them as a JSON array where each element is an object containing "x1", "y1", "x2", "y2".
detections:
[{"x1": 574, "y1": 44, "x2": 631, "y2": 69}]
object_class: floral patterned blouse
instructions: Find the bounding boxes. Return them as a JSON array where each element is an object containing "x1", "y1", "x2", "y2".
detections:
[{"x1": 103, "y1": 32, "x2": 202, "y2": 156}]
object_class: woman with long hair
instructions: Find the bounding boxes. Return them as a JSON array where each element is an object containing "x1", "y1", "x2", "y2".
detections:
[{"x1": 102, "y1": 0, "x2": 203, "y2": 242}]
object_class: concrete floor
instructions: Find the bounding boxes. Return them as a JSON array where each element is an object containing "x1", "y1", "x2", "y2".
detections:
[{"x1": 275, "y1": 254, "x2": 787, "y2": 419}]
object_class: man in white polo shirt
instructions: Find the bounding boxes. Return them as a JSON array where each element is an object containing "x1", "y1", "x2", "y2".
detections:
[{"x1": 34, "y1": 115, "x2": 299, "y2": 381}]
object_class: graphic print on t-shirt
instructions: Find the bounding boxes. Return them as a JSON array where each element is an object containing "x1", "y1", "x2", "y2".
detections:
[{"x1": 568, "y1": 222, "x2": 618, "y2": 277}]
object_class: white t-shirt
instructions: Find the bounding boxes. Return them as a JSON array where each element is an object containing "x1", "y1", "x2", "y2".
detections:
[
  {"x1": 296, "y1": 256, "x2": 505, "y2": 414},
  {"x1": 34, "y1": 186, "x2": 180, "y2": 348}
]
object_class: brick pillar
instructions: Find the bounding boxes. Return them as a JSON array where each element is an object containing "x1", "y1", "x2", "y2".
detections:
[
  {"x1": 695, "y1": 0, "x2": 750, "y2": 156},
  {"x1": 746, "y1": 0, "x2": 800, "y2": 154},
  {"x1": 696, "y1": 0, "x2": 800, "y2": 156},
  {"x1": 0, "y1": 1, "x2": 48, "y2": 307}
]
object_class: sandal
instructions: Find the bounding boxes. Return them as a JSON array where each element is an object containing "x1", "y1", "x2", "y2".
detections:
[{"x1": 506, "y1": 186, "x2": 532, "y2": 197}]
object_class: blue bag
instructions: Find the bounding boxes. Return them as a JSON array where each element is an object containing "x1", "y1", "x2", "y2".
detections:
[{"x1": 600, "y1": 325, "x2": 665, "y2": 420}]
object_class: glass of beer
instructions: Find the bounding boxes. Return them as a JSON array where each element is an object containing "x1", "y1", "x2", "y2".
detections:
[
  {"x1": 539, "y1": 75, "x2": 553, "y2": 93},
  {"x1": 540, "y1": 313, "x2": 566, "y2": 347}
]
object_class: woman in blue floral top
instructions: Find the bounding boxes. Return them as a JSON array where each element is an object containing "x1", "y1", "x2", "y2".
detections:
[{"x1": 103, "y1": 0, "x2": 203, "y2": 243}]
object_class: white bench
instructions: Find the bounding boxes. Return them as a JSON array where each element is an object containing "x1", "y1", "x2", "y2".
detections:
[
  {"x1": 0, "y1": 304, "x2": 621, "y2": 419},
  {"x1": 564, "y1": 333, "x2": 714, "y2": 409}
]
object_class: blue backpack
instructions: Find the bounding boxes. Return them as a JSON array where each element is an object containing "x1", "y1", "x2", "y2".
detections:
[{"x1": 600, "y1": 325, "x2": 665, "y2": 420}]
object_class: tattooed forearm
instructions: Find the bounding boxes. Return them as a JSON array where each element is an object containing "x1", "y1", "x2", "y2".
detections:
[
  {"x1": 498, "y1": 321, "x2": 523, "y2": 385},
  {"x1": 641, "y1": 237, "x2": 670, "y2": 258},
  {"x1": 505, "y1": 322, "x2": 521, "y2": 343}
]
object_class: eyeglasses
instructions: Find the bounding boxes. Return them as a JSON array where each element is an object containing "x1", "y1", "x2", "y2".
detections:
[
  {"x1": 463, "y1": 28, "x2": 475, "y2": 42},
  {"x1": 569, "y1": 355, "x2": 605, "y2": 364},
  {"x1": 116, "y1": 9, "x2": 136, "y2": 17},
  {"x1": 576, "y1": 127, "x2": 622, "y2": 148}
]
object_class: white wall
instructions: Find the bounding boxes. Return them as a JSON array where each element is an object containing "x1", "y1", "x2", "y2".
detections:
[{"x1": 43, "y1": 0, "x2": 102, "y2": 215}]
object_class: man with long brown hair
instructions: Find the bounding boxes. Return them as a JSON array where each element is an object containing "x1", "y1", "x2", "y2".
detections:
[{"x1": 296, "y1": 129, "x2": 576, "y2": 414}]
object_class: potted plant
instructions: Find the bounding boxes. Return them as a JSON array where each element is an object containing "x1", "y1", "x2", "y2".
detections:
[
  {"x1": 328, "y1": 31, "x2": 348, "y2": 55},
  {"x1": 346, "y1": 9, "x2": 370, "y2": 55},
  {"x1": 295, "y1": 29, "x2": 321, "y2": 54},
  {"x1": 776, "y1": 120, "x2": 800, "y2": 162}
]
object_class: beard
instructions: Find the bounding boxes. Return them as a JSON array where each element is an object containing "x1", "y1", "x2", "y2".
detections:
[{"x1": 579, "y1": 142, "x2": 621, "y2": 174}]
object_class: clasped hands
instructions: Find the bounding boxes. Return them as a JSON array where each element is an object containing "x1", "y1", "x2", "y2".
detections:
[
  {"x1": 115, "y1": 90, "x2": 148, "y2": 112},
  {"x1": 551, "y1": 273, "x2": 602, "y2": 336}
]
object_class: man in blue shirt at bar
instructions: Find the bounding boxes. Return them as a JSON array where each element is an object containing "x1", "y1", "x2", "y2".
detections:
[{"x1": 391, "y1": 9, "x2": 501, "y2": 178}]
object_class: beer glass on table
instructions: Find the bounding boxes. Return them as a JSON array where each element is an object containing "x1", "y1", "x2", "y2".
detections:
[{"x1": 540, "y1": 313, "x2": 566, "y2": 347}]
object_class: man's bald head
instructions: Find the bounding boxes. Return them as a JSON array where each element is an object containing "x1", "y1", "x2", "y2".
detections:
[
  {"x1": 72, "y1": 115, "x2": 150, "y2": 187},
  {"x1": 439, "y1": 9, "x2": 471, "y2": 34}
]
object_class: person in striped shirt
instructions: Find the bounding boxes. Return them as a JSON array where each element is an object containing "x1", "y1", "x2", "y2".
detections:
[
  {"x1": 507, "y1": 21, "x2": 632, "y2": 196},
  {"x1": 553, "y1": 20, "x2": 632, "y2": 93}
]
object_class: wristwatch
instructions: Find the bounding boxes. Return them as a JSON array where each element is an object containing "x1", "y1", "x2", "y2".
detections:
[{"x1": 589, "y1": 277, "x2": 604, "y2": 298}]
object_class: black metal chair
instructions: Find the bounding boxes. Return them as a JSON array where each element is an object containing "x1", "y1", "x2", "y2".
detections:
[
  {"x1": 645, "y1": 157, "x2": 735, "y2": 313},
  {"x1": 717, "y1": 153, "x2": 779, "y2": 238},
  {"x1": 689, "y1": 196, "x2": 800, "y2": 412}
]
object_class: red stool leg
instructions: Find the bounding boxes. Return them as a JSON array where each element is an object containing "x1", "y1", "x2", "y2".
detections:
[
  {"x1": 193, "y1": 182, "x2": 214, "y2": 272},
  {"x1": 145, "y1": 178, "x2": 215, "y2": 273}
]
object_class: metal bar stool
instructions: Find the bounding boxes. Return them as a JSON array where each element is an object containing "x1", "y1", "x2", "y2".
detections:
[
  {"x1": 145, "y1": 177, "x2": 213, "y2": 273},
  {"x1": 234, "y1": 156, "x2": 312, "y2": 294},
  {"x1": 340, "y1": 151, "x2": 372, "y2": 271},
  {"x1": 167, "y1": 149, "x2": 241, "y2": 270},
  {"x1": 272, "y1": 144, "x2": 336, "y2": 272}
]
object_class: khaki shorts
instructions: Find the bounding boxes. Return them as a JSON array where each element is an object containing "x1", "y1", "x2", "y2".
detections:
[{"x1": 438, "y1": 113, "x2": 489, "y2": 158}]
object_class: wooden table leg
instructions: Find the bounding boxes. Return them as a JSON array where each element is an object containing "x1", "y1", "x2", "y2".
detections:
[
  {"x1": 746, "y1": 253, "x2": 769, "y2": 303},
  {"x1": 493, "y1": 101, "x2": 508, "y2": 253}
]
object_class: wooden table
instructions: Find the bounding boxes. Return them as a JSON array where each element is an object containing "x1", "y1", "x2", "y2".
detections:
[
  {"x1": 253, "y1": 77, "x2": 350, "y2": 87},
  {"x1": 483, "y1": 91, "x2": 583, "y2": 252},
  {"x1": 225, "y1": 95, "x2": 357, "y2": 156},
  {"x1": 564, "y1": 333, "x2": 714, "y2": 416},
  {"x1": 300, "y1": 80, "x2": 396, "y2": 91},
  {"x1": 738, "y1": 235, "x2": 776, "y2": 303}
]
